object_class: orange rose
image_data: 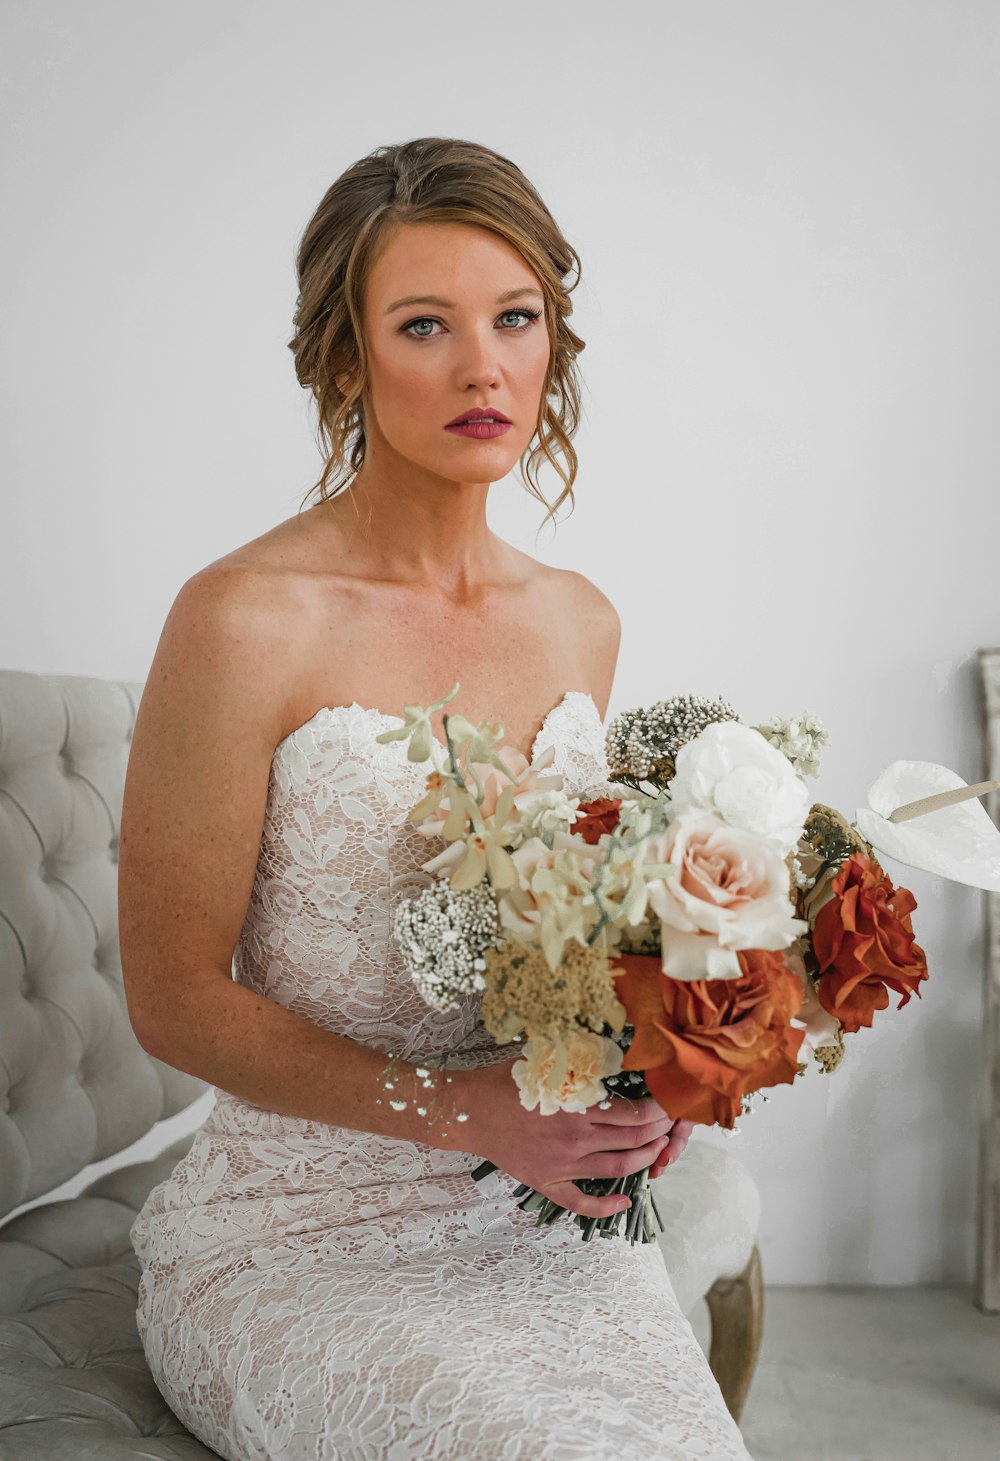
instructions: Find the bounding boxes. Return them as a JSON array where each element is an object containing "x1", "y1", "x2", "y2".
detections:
[
  {"x1": 611, "y1": 949, "x2": 805, "y2": 1129},
  {"x1": 812, "y1": 852, "x2": 928, "y2": 1034},
  {"x1": 573, "y1": 796, "x2": 622, "y2": 845}
]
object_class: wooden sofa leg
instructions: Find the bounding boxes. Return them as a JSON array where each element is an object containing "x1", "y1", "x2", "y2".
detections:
[{"x1": 704, "y1": 1243, "x2": 764, "y2": 1425}]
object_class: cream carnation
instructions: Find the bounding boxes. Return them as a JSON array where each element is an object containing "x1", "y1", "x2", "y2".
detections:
[{"x1": 512, "y1": 1028, "x2": 624, "y2": 1114}]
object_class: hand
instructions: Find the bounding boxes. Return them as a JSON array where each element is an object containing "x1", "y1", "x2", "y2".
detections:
[
  {"x1": 647, "y1": 1117, "x2": 694, "y2": 1179},
  {"x1": 460, "y1": 1058, "x2": 680, "y2": 1220}
]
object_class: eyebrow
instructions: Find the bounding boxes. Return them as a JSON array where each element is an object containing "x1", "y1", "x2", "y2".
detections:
[{"x1": 384, "y1": 287, "x2": 544, "y2": 316}]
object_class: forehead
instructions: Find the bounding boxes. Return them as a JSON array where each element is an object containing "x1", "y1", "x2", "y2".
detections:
[{"x1": 366, "y1": 220, "x2": 540, "y2": 309}]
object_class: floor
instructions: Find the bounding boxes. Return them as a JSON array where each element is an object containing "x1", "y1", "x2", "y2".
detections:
[{"x1": 686, "y1": 1284, "x2": 1000, "y2": 1461}]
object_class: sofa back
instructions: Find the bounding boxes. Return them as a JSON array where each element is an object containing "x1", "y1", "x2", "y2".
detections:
[{"x1": 0, "y1": 669, "x2": 207, "y2": 1220}]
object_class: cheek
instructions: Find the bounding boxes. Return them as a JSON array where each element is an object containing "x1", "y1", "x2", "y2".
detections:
[
  {"x1": 520, "y1": 338, "x2": 552, "y2": 391},
  {"x1": 373, "y1": 360, "x2": 431, "y2": 423}
]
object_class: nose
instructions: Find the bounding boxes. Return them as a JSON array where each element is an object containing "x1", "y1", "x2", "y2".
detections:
[{"x1": 454, "y1": 321, "x2": 502, "y2": 389}]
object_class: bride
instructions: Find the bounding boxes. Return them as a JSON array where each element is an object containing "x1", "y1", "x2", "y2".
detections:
[{"x1": 121, "y1": 135, "x2": 754, "y2": 1460}]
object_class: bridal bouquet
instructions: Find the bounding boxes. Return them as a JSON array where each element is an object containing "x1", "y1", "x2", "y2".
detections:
[{"x1": 374, "y1": 683, "x2": 1000, "y2": 1245}]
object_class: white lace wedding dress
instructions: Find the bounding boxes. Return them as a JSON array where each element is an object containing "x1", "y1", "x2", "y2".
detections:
[{"x1": 130, "y1": 689, "x2": 754, "y2": 1460}]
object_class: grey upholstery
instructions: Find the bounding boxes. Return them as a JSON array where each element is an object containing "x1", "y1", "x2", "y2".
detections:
[
  {"x1": 0, "y1": 1133, "x2": 218, "y2": 1458},
  {"x1": 0, "y1": 669, "x2": 205, "y2": 1214},
  {"x1": 0, "y1": 668, "x2": 761, "y2": 1456}
]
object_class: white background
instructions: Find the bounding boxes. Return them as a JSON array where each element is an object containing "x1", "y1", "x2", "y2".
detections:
[{"x1": 2, "y1": 0, "x2": 998, "y2": 1284}]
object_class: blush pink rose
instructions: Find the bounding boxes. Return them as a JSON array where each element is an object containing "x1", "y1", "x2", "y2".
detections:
[{"x1": 644, "y1": 807, "x2": 809, "y2": 980}]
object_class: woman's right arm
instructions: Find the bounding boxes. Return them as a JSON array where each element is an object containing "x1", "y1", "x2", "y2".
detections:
[
  {"x1": 119, "y1": 568, "x2": 674, "y2": 1216},
  {"x1": 119, "y1": 566, "x2": 463, "y2": 1150}
]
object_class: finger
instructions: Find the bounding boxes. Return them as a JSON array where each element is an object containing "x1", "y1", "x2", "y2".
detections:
[
  {"x1": 574, "y1": 1137, "x2": 670, "y2": 1182},
  {"x1": 588, "y1": 1095, "x2": 675, "y2": 1126},
  {"x1": 588, "y1": 1116, "x2": 674, "y2": 1150},
  {"x1": 647, "y1": 1135, "x2": 673, "y2": 1180},
  {"x1": 540, "y1": 1183, "x2": 633, "y2": 1220},
  {"x1": 670, "y1": 1119, "x2": 694, "y2": 1153},
  {"x1": 650, "y1": 1121, "x2": 694, "y2": 1178}
]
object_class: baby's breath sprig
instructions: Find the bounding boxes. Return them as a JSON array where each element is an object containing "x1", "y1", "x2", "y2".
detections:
[
  {"x1": 605, "y1": 694, "x2": 741, "y2": 787},
  {"x1": 392, "y1": 880, "x2": 501, "y2": 1011},
  {"x1": 373, "y1": 1048, "x2": 472, "y2": 1140}
]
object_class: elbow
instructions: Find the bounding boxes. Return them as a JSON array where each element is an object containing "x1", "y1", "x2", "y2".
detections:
[
  {"x1": 122, "y1": 974, "x2": 174, "y2": 1061},
  {"x1": 128, "y1": 1002, "x2": 169, "y2": 1060}
]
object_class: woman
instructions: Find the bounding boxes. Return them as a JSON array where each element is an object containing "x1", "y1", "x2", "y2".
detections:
[{"x1": 122, "y1": 136, "x2": 753, "y2": 1460}]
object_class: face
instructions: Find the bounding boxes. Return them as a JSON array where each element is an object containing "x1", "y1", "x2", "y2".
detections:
[{"x1": 344, "y1": 220, "x2": 552, "y2": 487}]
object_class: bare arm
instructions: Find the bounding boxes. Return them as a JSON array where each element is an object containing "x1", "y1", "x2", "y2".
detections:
[{"x1": 118, "y1": 567, "x2": 476, "y2": 1152}]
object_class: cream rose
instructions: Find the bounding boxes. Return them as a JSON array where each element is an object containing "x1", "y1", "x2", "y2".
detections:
[
  {"x1": 784, "y1": 947, "x2": 841, "y2": 1055},
  {"x1": 512, "y1": 1028, "x2": 624, "y2": 1114},
  {"x1": 669, "y1": 720, "x2": 810, "y2": 857},
  {"x1": 643, "y1": 808, "x2": 809, "y2": 980}
]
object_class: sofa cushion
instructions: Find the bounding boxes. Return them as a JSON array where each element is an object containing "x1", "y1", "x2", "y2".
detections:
[{"x1": 0, "y1": 1134, "x2": 221, "y2": 1459}]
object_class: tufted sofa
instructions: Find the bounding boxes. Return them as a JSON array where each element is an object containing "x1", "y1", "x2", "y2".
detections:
[{"x1": 0, "y1": 669, "x2": 765, "y2": 1457}]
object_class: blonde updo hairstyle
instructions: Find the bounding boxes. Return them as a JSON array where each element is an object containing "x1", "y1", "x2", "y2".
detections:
[{"x1": 287, "y1": 136, "x2": 587, "y2": 532}]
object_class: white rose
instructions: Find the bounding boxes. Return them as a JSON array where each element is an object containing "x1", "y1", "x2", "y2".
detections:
[
  {"x1": 512, "y1": 1029, "x2": 624, "y2": 1114},
  {"x1": 669, "y1": 720, "x2": 810, "y2": 857},
  {"x1": 644, "y1": 809, "x2": 809, "y2": 980}
]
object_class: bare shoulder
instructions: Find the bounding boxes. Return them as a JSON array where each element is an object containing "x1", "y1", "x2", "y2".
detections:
[
  {"x1": 557, "y1": 568, "x2": 622, "y2": 641},
  {"x1": 166, "y1": 507, "x2": 345, "y2": 724},
  {"x1": 498, "y1": 542, "x2": 620, "y2": 638},
  {"x1": 137, "y1": 549, "x2": 323, "y2": 779},
  {"x1": 538, "y1": 564, "x2": 622, "y2": 716}
]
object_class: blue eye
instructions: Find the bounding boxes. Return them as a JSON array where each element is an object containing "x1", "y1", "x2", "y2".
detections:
[{"x1": 401, "y1": 307, "x2": 542, "y2": 339}]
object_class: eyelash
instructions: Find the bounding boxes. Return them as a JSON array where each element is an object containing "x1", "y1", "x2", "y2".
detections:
[{"x1": 400, "y1": 307, "x2": 543, "y2": 339}]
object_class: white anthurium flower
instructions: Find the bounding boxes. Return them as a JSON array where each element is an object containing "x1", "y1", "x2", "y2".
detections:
[
  {"x1": 668, "y1": 720, "x2": 811, "y2": 858},
  {"x1": 854, "y1": 760, "x2": 1000, "y2": 892}
]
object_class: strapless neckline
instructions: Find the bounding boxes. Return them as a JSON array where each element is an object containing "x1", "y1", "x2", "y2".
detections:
[{"x1": 272, "y1": 687, "x2": 601, "y2": 767}]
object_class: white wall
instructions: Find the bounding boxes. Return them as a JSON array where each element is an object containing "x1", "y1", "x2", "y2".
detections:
[{"x1": 3, "y1": 0, "x2": 997, "y2": 1284}]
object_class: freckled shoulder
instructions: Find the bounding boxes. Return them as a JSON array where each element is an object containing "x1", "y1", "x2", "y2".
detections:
[{"x1": 553, "y1": 569, "x2": 622, "y2": 714}]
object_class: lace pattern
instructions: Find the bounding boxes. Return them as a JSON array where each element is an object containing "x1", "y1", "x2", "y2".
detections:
[{"x1": 130, "y1": 691, "x2": 753, "y2": 1459}]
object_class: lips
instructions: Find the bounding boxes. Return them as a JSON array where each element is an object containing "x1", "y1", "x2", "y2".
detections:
[{"x1": 445, "y1": 408, "x2": 512, "y2": 426}]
